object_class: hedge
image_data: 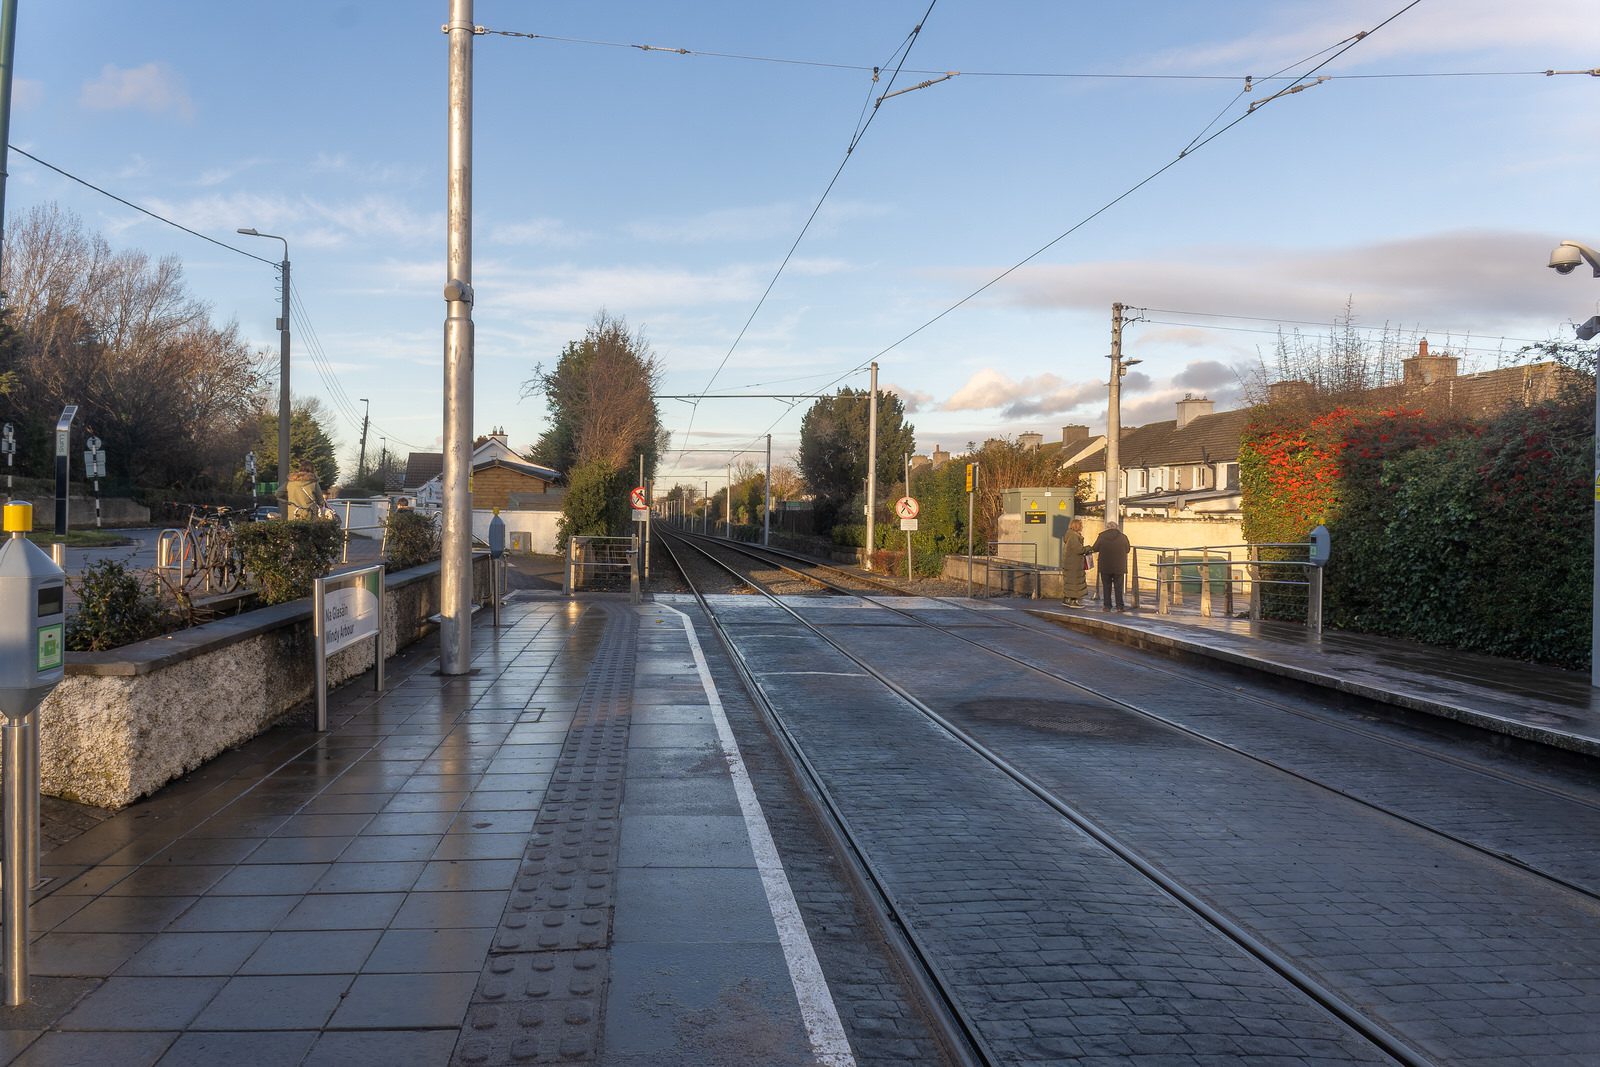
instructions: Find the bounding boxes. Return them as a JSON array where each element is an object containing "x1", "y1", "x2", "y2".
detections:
[
  {"x1": 232, "y1": 518, "x2": 343, "y2": 605},
  {"x1": 1241, "y1": 399, "x2": 1592, "y2": 668}
]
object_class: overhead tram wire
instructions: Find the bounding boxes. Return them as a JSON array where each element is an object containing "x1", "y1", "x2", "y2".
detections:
[
  {"x1": 1134, "y1": 316, "x2": 1539, "y2": 358},
  {"x1": 714, "y1": 2, "x2": 1432, "y2": 459},
  {"x1": 826, "y1": 0, "x2": 1428, "y2": 381},
  {"x1": 477, "y1": 29, "x2": 1592, "y2": 85},
  {"x1": 660, "y1": 0, "x2": 943, "y2": 477}
]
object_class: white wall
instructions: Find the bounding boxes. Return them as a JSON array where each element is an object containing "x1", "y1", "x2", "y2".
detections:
[{"x1": 472, "y1": 509, "x2": 562, "y2": 555}]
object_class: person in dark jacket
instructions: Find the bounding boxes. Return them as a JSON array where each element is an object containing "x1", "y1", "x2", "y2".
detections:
[{"x1": 1089, "y1": 521, "x2": 1131, "y2": 610}]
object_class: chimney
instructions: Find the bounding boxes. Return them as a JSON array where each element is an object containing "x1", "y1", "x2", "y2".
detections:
[
  {"x1": 488, "y1": 426, "x2": 509, "y2": 444},
  {"x1": 1060, "y1": 425, "x2": 1088, "y2": 447},
  {"x1": 1403, "y1": 338, "x2": 1459, "y2": 388},
  {"x1": 1267, "y1": 380, "x2": 1315, "y2": 405},
  {"x1": 1175, "y1": 394, "x2": 1214, "y2": 430},
  {"x1": 1018, "y1": 431, "x2": 1043, "y2": 452}
]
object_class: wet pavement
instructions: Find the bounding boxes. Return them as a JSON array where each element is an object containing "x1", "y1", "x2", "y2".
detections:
[
  {"x1": 1033, "y1": 605, "x2": 1600, "y2": 756},
  {"x1": 4, "y1": 593, "x2": 835, "y2": 1066}
]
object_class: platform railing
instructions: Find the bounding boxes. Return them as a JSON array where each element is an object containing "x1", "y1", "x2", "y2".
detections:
[
  {"x1": 983, "y1": 541, "x2": 1040, "y2": 600},
  {"x1": 563, "y1": 535, "x2": 639, "y2": 597},
  {"x1": 1129, "y1": 541, "x2": 1323, "y2": 632}
]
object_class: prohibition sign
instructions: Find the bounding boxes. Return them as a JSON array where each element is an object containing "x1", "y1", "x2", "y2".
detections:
[
  {"x1": 895, "y1": 496, "x2": 920, "y2": 519},
  {"x1": 630, "y1": 485, "x2": 648, "y2": 510}
]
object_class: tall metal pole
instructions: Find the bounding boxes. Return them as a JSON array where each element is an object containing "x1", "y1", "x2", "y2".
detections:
[
  {"x1": 763, "y1": 433, "x2": 772, "y2": 546},
  {"x1": 441, "y1": 0, "x2": 476, "y2": 675},
  {"x1": 1106, "y1": 302, "x2": 1124, "y2": 527},
  {"x1": 278, "y1": 256, "x2": 291, "y2": 493},
  {"x1": 725, "y1": 462, "x2": 731, "y2": 533},
  {"x1": 236, "y1": 229, "x2": 291, "y2": 492},
  {"x1": 0, "y1": 0, "x2": 18, "y2": 267},
  {"x1": 866, "y1": 362, "x2": 878, "y2": 571},
  {"x1": 4, "y1": 717, "x2": 26, "y2": 1005},
  {"x1": 703, "y1": 481, "x2": 709, "y2": 534}
]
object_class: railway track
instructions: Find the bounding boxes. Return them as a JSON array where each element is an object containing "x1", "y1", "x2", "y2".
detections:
[{"x1": 657, "y1": 524, "x2": 1600, "y2": 1065}]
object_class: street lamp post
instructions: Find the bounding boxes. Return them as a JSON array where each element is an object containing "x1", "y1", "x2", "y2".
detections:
[
  {"x1": 237, "y1": 228, "x2": 291, "y2": 496},
  {"x1": 1546, "y1": 238, "x2": 1600, "y2": 688}
]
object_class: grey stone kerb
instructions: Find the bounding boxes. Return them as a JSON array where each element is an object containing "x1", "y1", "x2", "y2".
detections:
[{"x1": 38, "y1": 556, "x2": 490, "y2": 810}]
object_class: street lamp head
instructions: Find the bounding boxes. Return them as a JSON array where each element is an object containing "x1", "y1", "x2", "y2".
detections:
[{"x1": 236, "y1": 227, "x2": 259, "y2": 237}]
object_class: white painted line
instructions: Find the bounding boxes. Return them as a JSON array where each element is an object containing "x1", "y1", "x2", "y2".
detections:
[{"x1": 657, "y1": 605, "x2": 856, "y2": 1067}]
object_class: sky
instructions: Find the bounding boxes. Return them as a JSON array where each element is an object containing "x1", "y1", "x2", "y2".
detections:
[{"x1": 12, "y1": 1, "x2": 1600, "y2": 487}]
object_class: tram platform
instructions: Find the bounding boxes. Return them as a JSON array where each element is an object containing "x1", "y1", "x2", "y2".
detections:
[
  {"x1": 0, "y1": 594, "x2": 838, "y2": 1066},
  {"x1": 1033, "y1": 604, "x2": 1600, "y2": 758}
]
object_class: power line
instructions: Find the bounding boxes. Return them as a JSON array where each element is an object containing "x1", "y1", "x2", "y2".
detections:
[
  {"x1": 1133, "y1": 306, "x2": 1549, "y2": 346},
  {"x1": 8, "y1": 146, "x2": 278, "y2": 265}
]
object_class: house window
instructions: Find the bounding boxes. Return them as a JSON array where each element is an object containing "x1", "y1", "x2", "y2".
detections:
[{"x1": 1223, "y1": 462, "x2": 1239, "y2": 490}]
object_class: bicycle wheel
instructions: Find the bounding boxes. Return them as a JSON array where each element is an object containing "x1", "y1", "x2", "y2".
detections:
[
  {"x1": 176, "y1": 530, "x2": 202, "y2": 592},
  {"x1": 210, "y1": 533, "x2": 244, "y2": 593}
]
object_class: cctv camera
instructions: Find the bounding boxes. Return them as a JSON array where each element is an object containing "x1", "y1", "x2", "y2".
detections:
[{"x1": 1549, "y1": 243, "x2": 1583, "y2": 274}]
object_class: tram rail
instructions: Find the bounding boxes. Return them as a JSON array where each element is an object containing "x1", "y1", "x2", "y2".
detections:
[{"x1": 657, "y1": 525, "x2": 1438, "y2": 1066}]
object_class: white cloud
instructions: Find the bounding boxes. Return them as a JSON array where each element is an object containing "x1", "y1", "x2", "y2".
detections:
[
  {"x1": 485, "y1": 217, "x2": 589, "y2": 249},
  {"x1": 883, "y1": 382, "x2": 934, "y2": 413},
  {"x1": 146, "y1": 191, "x2": 441, "y2": 249},
  {"x1": 197, "y1": 158, "x2": 269, "y2": 188},
  {"x1": 943, "y1": 368, "x2": 1106, "y2": 419},
  {"x1": 1153, "y1": 0, "x2": 1599, "y2": 73},
  {"x1": 626, "y1": 198, "x2": 888, "y2": 244},
  {"x1": 12, "y1": 78, "x2": 43, "y2": 110},
  {"x1": 80, "y1": 63, "x2": 194, "y2": 120},
  {"x1": 969, "y1": 229, "x2": 1586, "y2": 336}
]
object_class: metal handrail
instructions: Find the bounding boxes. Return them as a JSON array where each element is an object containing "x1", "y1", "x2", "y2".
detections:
[
  {"x1": 983, "y1": 541, "x2": 1040, "y2": 600},
  {"x1": 1132, "y1": 541, "x2": 1323, "y2": 632}
]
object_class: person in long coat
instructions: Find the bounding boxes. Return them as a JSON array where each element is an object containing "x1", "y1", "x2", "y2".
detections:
[
  {"x1": 1090, "y1": 520, "x2": 1132, "y2": 610},
  {"x1": 1060, "y1": 518, "x2": 1089, "y2": 606}
]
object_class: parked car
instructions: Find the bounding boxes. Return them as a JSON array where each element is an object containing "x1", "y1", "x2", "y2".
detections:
[{"x1": 254, "y1": 504, "x2": 282, "y2": 521}]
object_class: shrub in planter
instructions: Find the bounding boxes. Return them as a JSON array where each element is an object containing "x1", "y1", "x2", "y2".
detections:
[
  {"x1": 385, "y1": 509, "x2": 440, "y2": 570},
  {"x1": 67, "y1": 560, "x2": 166, "y2": 651},
  {"x1": 233, "y1": 518, "x2": 342, "y2": 605}
]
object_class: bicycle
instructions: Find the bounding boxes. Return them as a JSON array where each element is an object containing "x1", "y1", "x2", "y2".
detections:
[{"x1": 170, "y1": 504, "x2": 246, "y2": 594}]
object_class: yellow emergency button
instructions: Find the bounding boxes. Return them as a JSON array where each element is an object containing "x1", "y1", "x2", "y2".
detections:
[{"x1": 2, "y1": 502, "x2": 31, "y2": 533}]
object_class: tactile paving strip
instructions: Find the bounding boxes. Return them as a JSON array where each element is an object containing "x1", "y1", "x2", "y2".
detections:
[{"x1": 453, "y1": 604, "x2": 636, "y2": 1066}]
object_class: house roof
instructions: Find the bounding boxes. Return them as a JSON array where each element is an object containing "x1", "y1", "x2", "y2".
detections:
[
  {"x1": 472, "y1": 456, "x2": 562, "y2": 482},
  {"x1": 1062, "y1": 407, "x2": 1252, "y2": 473},
  {"x1": 402, "y1": 452, "x2": 444, "y2": 489}
]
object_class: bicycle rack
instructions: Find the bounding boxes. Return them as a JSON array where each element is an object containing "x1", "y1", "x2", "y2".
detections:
[{"x1": 155, "y1": 529, "x2": 193, "y2": 583}]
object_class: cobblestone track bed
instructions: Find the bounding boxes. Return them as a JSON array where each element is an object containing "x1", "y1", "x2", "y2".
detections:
[
  {"x1": 764, "y1": 600, "x2": 1600, "y2": 1064},
  {"x1": 668, "y1": 597, "x2": 956, "y2": 1066},
  {"x1": 880, "y1": 603, "x2": 1600, "y2": 897},
  {"x1": 707, "y1": 599, "x2": 1392, "y2": 1065}
]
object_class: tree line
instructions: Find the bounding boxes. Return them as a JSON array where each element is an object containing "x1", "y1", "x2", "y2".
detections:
[{"x1": 0, "y1": 204, "x2": 338, "y2": 497}]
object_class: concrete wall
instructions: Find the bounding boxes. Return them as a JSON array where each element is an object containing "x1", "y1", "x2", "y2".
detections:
[
  {"x1": 39, "y1": 555, "x2": 493, "y2": 809},
  {"x1": 44, "y1": 496, "x2": 151, "y2": 525}
]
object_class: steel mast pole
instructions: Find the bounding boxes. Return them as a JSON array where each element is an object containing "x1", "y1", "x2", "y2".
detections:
[
  {"x1": 441, "y1": 0, "x2": 476, "y2": 674},
  {"x1": 866, "y1": 362, "x2": 878, "y2": 570},
  {"x1": 1106, "y1": 302, "x2": 1124, "y2": 527},
  {"x1": 763, "y1": 433, "x2": 772, "y2": 546}
]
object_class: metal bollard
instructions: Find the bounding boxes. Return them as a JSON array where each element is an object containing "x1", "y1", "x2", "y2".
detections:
[
  {"x1": 4, "y1": 717, "x2": 28, "y2": 1005},
  {"x1": 629, "y1": 549, "x2": 640, "y2": 604},
  {"x1": 563, "y1": 538, "x2": 575, "y2": 597},
  {"x1": 1199, "y1": 549, "x2": 1213, "y2": 618}
]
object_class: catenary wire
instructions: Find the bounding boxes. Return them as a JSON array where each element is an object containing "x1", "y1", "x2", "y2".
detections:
[
  {"x1": 667, "y1": 0, "x2": 941, "y2": 475},
  {"x1": 715, "y1": 1, "x2": 1432, "y2": 459},
  {"x1": 480, "y1": 28, "x2": 1591, "y2": 84}
]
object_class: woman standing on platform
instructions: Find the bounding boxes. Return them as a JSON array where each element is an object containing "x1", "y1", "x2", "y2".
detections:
[{"x1": 1061, "y1": 518, "x2": 1089, "y2": 607}]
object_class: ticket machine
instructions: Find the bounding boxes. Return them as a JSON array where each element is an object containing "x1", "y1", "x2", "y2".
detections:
[{"x1": 0, "y1": 501, "x2": 65, "y2": 1005}]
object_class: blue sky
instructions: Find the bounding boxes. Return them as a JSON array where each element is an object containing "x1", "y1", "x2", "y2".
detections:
[{"x1": 12, "y1": 1, "x2": 1600, "y2": 485}]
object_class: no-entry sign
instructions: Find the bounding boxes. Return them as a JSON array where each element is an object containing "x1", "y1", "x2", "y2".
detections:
[
  {"x1": 895, "y1": 496, "x2": 919, "y2": 519},
  {"x1": 630, "y1": 485, "x2": 648, "y2": 510}
]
